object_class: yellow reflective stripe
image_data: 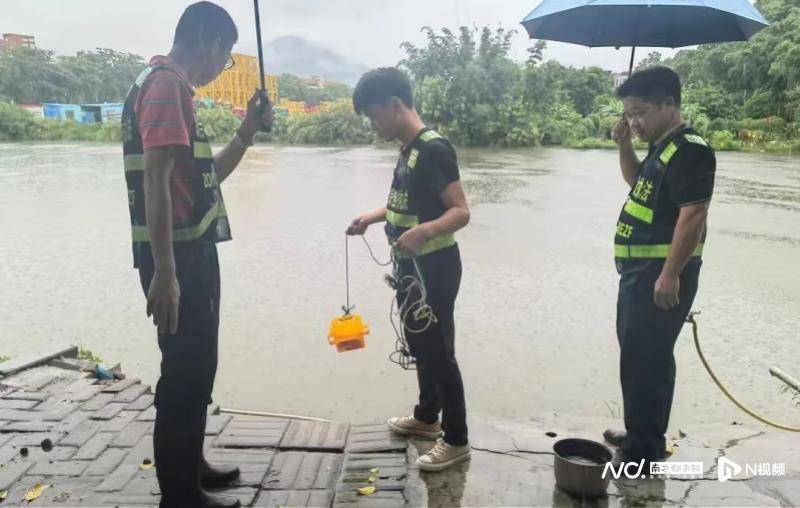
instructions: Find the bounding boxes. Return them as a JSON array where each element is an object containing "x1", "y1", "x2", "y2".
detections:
[
  {"x1": 623, "y1": 198, "x2": 654, "y2": 224},
  {"x1": 418, "y1": 130, "x2": 442, "y2": 142},
  {"x1": 131, "y1": 201, "x2": 228, "y2": 243},
  {"x1": 386, "y1": 209, "x2": 419, "y2": 228},
  {"x1": 124, "y1": 154, "x2": 144, "y2": 173},
  {"x1": 396, "y1": 233, "x2": 456, "y2": 259},
  {"x1": 684, "y1": 134, "x2": 708, "y2": 147},
  {"x1": 194, "y1": 142, "x2": 213, "y2": 159},
  {"x1": 659, "y1": 142, "x2": 678, "y2": 165},
  {"x1": 615, "y1": 243, "x2": 704, "y2": 259},
  {"x1": 407, "y1": 149, "x2": 420, "y2": 170}
]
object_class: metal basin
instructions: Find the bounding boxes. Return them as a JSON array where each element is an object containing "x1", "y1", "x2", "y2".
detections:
[{"x1": 553, "y1": 438, "x2": 613, "y2": 498}]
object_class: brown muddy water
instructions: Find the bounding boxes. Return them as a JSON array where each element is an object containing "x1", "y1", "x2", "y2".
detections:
[{"x1": 1, "y1": 142, "x2": 798, "y2": 432}]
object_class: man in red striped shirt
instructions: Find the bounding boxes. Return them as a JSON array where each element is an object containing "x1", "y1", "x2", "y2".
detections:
[{"x1": 121, "y1": 3, "x2": 272, "y2": 507}]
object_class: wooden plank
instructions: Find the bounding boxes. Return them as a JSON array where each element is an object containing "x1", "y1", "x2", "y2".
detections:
[
  {"x1": 112, "y1": 421, "x2": 152, "y2": 448},
  {"x1": 113, "y1": 384, "x2": 150, "y2": 404},
  {"x1": 29, "y1": 459, "x2": 90, "y2": 476},
  {"x1": 205, "y1": 414, "x2": 232, "y2": 436},
  {"x1": 279, "y1": 420, "x2": 350, "y2": 451},
  {"x1": 0, "y1": 345, "x2": 78, "y2": 375},
  {"x1": 70, "y1": 383, "x2": 103, "y2": 404},
  {"x1": 0, "y1": 460, "x2": 34, "y2": 490},
  {"x1": 347, "y1": 423, "x2": 407, "y2": 453},
  {"x1": 61, "y1": 420, "x2": 101, "y2": 447},
  {"x1": 216, "y1": 419, "x2": 288, "y2": 448},
  {"x1": 337, "y1": 452, "x2": 407, "y2": 492},
  {"x1": 85, "y1": 447, "x2": 128, "y2": 476},
  {"x1": 102, "y1": 378, "x2": 140, "y2": 394},
  {"x1": 2, "y1": 391, "x2": 49, "y2": 401},
  {"x1": 205, "y1": 447, "x2": 275, "y2": 466},
  {"x1": 82, "y1": 392, "x2": 115, "y2": 411},
  {"x1": 73, "y1": 431, "x2": 116, "y2": 460},
  {"x1": 255, "y1": 490, "x2": 334, "y2": 507},
  {"x1": 91, "y1": 402, "x2": 128, "y2": 421},
  {"x1": 94, "y1": 464, "x2": 140, "y2": 492},
  {"x1": 263, "y1": 452, "x2": 342, "y2": 491},
  {"x1": 0, "y1": 398, "x2": 40, "y2": 410},
  {"x1": 125, "y1": 393, "x2": 154, "y2": 411},
  {"x1": 101, "y1": 411, "x2": 139, "y2": 432},
  {"x1": 334, "y1": 490, "x2": 407, "y2": 508}
]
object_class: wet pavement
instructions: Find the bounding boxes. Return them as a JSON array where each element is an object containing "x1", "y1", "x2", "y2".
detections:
[{"x1": 1, "y1": 347, "x2": 797, "y2": 507}]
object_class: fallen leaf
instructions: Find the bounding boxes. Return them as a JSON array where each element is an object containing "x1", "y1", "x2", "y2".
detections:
[
  {"x1": 24, "y1": 483, "x2": 50, "y2": 502},
  {"x1": 139, "y1": 462, "x2": 155, "y2": 470},
  {"x1": 368, "y1": 467, "x2": 380, "y2": 483},
  {"x1": 357, "y1": 486, "x2": 376, "y2": 496},
  {"x1": 666, "y1": 443, "x2": 675, "y2": 456},
  {"x1": 0, "y1": 490, "x2": 7, "y2": 500}
]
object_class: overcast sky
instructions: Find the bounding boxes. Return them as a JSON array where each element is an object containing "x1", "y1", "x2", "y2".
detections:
[{"x1": 2, "y1": 0, "x2": 678, "y2": 74}]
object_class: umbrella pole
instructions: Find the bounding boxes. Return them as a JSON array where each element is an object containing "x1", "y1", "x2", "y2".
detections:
[
  {"x1": 628, "y1": 46, "x2": 636, "y2": 75},
  {"x1": 253, "y1": 0, "x2": 271, "y2": 132}
]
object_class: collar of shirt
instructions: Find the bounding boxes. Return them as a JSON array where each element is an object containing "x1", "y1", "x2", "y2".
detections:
[
  {"x1": 148, "y1": 55, "x2": 195, "y2": 94},
  {"x1": 648, "y1": 123, "x2": 691, "y2": 155},
  {"x1": 401, "y1": 127, "x2": 430, "y2": 155}
]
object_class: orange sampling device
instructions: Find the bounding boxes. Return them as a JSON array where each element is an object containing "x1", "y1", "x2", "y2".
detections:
[{"x1": 328, "y1": 235, "x2": 370, "y2": 352}]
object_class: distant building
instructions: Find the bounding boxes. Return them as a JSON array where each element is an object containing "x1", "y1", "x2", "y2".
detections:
[
  {"x1": 195, "y1": 53, "x2": 279, "y2": 110},
  {"x1": 613, "y1": 72, "x2": 629, "y2": 89},
  {"x1": 0, "y1": 33, "x2": 35, "y2": 52},
  {"x1": 43, "y1": 103, "x2": 83, "y2": 122},
  {"x1": 20, "y1": 104, "x2": 44, "y2": 118},
  {"x1": 41, "y1": 103, "x2": 124, "y2": 123},
  {"x1": 301, "y1": 75, "x2": 325, "y2": 89},
  {"x1": 81, "y1": 103, "x2": 124, "y2": 123}
]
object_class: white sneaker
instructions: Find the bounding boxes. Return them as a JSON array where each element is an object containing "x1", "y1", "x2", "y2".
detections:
[
  {"x1": 387, "y1": 416, "x2": 443, "y2": 440},
  {"x1": 416, "y1": 438, "x2": 471, "y2": 472}
]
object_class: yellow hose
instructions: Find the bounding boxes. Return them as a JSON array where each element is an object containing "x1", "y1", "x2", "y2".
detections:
[{"x1": 688, "y1": 312, "x2": 800, "y2": 432}]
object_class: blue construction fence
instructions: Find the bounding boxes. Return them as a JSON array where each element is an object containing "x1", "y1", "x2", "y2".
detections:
[{"x1": 41, "y1": 103, "x2": 124, "y2": 124}]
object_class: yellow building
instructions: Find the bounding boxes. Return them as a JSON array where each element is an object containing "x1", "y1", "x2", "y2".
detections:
[{"x1": 195, "y1": 53, "x2": 279, "y2": 110}]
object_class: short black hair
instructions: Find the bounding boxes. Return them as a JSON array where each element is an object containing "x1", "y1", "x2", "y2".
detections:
[
  {"x1": 617, "y1": 66, "x2": 682, "y2": 106},
  {"x1": 174, "y1": 1, "x2": 238, "y2": 48},
  {"x1": 353, "y1": 67, "x2": 414, "y2": 115}
]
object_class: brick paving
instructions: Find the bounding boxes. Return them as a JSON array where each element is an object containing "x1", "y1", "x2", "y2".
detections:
[{"x1": 0, "y1": 348, "x2": 409, "y2": 507}]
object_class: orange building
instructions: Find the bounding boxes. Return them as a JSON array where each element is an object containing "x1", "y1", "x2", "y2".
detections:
[{"x1": 195, "y1": 53, "x2": 279, "y2": 110}]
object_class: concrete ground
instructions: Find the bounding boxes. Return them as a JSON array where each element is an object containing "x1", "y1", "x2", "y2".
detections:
[{"x1": 0, "y1": 346, "x2": 797, "y2": 507}]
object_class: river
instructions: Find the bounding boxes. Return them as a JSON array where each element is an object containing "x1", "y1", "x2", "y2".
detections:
[{"x1": 0, "y1": 142, "x2": 798, "y2": 433}]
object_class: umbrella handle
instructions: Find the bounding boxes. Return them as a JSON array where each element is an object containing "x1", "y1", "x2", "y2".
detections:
[
  {"x1": 254, "y1": 0, "x2": 272, "y2": 133},
  {"x1": 628, "y1": 46, "x2": 636, "y2": 76}
]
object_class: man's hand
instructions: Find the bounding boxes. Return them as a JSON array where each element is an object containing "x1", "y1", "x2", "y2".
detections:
[
  {"x1": 396, "y1": 225, "x2": 431, "y2": 255},
  {"x1": 654, "y1": 272, "x2": 680, "y2": 311},
  {"x1": 239, "y1": 90, "x2": 274, "y2": 142},
  {"x1": 346, "y1": 215, "x2": 370, "y2": 235},
  {"x1": 146, "y1": 269, "x2": 181, "y2": 335},
  {"x1": 612, "y1": 117, "x2": 632, "y2": 146}
]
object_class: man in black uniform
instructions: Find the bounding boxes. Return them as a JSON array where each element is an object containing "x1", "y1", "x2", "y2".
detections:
[
  {"x1": 346, "y1": 67, "x2": 472, "y2": 472},
  {"x1": 121, "y1": 3, "x2": 272, "y2": 506},
  {"x1": 605, "y1": 66, "x2": 716, "y2": 465}
]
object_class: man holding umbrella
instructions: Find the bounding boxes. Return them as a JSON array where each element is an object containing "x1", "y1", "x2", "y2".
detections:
[
  {"x1": 121, "y1": 2, "x2": 272, "y2": 506},
  {"x1": 520, "y1": 0, "x2": 768, "y2": 466},
  {"x1": 607, "y1": 66, "x2": 715, "y2": 464}
]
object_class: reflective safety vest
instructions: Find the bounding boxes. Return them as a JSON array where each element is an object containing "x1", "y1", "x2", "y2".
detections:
[
  {"x1": 614, "y1": 127, "x2": 709, "y2": 261},
  {"x1": 122, "y1": 63, "x2": 232, "y2": 254},
  {"x1": 385, "y1": 129, "x2": 457, "y2": 259}
]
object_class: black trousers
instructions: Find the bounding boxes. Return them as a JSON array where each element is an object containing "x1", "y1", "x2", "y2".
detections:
[
  {"x1": 616, "y1": 259, "x2": 701, "y2": 459},
  {"x1": 138, "y1": 244, "x2": 220, "y2": 507},
  {"x1": 399, "y1": 246, "x2": 468, "y2": 447}
]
